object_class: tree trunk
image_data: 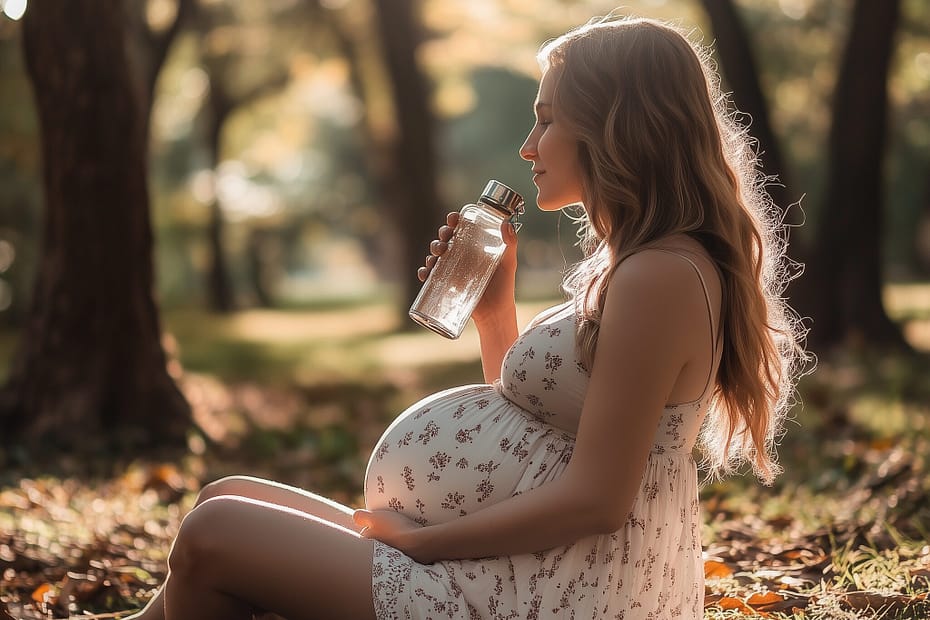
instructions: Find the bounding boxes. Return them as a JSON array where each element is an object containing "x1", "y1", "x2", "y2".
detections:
[
  {"x1": 698, "y1": 0, "x2": 794, "y2": 218},
  {"x1": 0, "y1": 0, "x2": 190, "y2": 453},
  {"x1": 204, "y1": 82, "x2": 236, "y2": 313},
  {"x1": 126, "y1": 0, "x2": 193, "y2": 141},
  {"x1": 373, "y1": 0, "x2": 443, "y2": 316},
  {"x1": 914, "y1": 161, "x2": 930, "y2": 276},
  {"x1": 793, "y1": 0, "x2": 907, "y2": 351}
]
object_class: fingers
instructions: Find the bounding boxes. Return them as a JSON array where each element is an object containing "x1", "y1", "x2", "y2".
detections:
[
  {"x1": 418, "y1": 212, "x2": 460, "y2": 281},
  {"x1": 430, "y1": 239, "x2": 448, "y2": 255},
  {"x1": 501, "y1": 220, "x2": 517, "y2": 246},
  {"x1": 352, "y1": 509, "x2": 371, "y2": 536}
]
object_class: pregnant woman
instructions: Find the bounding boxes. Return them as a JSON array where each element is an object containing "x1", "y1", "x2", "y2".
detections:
[{"x1": 127, "y1": 14, "x2": 806, "y2": 620}]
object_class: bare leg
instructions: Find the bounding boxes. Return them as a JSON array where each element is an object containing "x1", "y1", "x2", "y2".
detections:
[
  {"x1": 164, "y1": 495, "x2": 375, "y2": 620},
  {"x1": 124, "y1": 476, "x2": 364, "y2": 620},
  {"x1": 196, "y1": 475, "x2": 362, "y2": 533}
]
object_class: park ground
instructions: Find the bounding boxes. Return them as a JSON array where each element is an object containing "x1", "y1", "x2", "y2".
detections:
[{"x1": 2, "y1": 284, "x2": 930, "y2": 619}]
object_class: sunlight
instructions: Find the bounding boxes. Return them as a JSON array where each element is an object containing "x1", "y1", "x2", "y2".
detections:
[
  {"x1": 0, "y1": 281, "x2": 10, "y2": 312},
  {"x1": 0, "y1": 0, "x2": 26, "y2": 20},
  {"x1": 215, "y1": 160, "x2": 283, "y2": 221},
  {"x1": 0, "y1": 239, "x2": 14, "y2": 273},
  {"x1": 916, "y1": 52, "x2": 930, "y2": 81},
  {"x1": 778, "y1": 0, "x2": 809, "y2": 20},
  {"x1": 145, "y1": 0, "x2": 177, "y2": 32}
]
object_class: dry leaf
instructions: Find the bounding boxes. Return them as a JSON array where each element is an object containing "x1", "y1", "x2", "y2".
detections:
[
  {"x1": 748, "y1": 592, "x2": 784, "y2": 605},
  {"x1": 839, "y1": 591, "x2": 924, "y2": 612},
  {"x1": 747, "y1": 591, "x2": 806, "y2": 612},
  {"x1": 716, "y1": 596, "x2": 771, "y2": 617},
  {"x1": 30, "y1": 582, "x2": 54, "y2": 604},
  {"x1": 704, "y1": 560, "x2": 733, "y2": 579}
]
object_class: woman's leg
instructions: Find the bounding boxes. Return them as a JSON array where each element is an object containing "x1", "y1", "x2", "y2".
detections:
[
  {"x1": 197, "y1": 475, "x2": 362, "y2": 533},
  {"x1": 125, "y1": 476, "x2": 364, "y2": 619},
  {"x1": 164, "y1": 495, "x2": 375, "y2": 620}
]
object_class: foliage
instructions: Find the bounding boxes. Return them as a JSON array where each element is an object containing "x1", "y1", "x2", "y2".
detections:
[{"x1": 1, "y1": 0, "x2": 929, "y2": 321}]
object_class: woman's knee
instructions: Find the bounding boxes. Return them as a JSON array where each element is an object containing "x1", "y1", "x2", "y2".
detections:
[
  {"x1": 196, "y1": 475, "x2": 255, "y2": 506},
  {"x1": 168, "y1": 497, "x2": 232, "y2": 576}
]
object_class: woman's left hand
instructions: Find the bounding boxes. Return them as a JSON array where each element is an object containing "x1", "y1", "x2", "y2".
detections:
[{"x1": 353, "y1": 509, "x2": 433, "y2": 563}]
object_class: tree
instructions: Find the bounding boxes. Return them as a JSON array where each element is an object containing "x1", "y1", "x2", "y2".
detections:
[
  {"x1": 793, "y1": 0, "x2": 907, "y2": 351},
  {"x1": 125, "y1": 0, "x2": 194, "y2": 141},
  {"x1": 372, "y1": 0, "x2": 444, "y2": 314},
  {"x1": 0, "y1": 0, "x2": 190, "y2": 453},
  {"x1": 188, "y1": 0, "x2": 292, "y2": 312},
  {"x1": 698, "y1": 0, "x2": 793, "y2": 217},
  {"x1": 916, "y1": 166, "x2": 930, "y2": 276}
]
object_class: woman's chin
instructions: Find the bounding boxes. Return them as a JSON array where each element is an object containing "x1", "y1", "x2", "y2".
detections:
[{"x1": 536, "y1": 198, "x2": 582, "y2": 212}]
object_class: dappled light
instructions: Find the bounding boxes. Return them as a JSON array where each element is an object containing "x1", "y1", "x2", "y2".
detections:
[
  {"x1": 1, "y1": 0, "x2": 930, "y2": 618},
  {"x1": 0, "y1": 0, "x2": 26, "y2": 21}
]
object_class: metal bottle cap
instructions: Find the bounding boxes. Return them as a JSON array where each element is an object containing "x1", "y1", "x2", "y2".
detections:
[{"x1": 480, "y1": 180, "x2": 525, "y2": 216}]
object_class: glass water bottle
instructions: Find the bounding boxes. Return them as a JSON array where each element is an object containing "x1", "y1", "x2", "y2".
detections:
[{"x1": 409, "y1": 180, "x2": 525, "y2": 339}]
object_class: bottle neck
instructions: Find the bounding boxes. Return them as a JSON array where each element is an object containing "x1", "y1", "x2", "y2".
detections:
[{"x1": 476, "y1": 199, "x2": 514, "y2": 218}]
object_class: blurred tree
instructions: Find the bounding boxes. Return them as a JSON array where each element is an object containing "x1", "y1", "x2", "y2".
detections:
[
  {"x1": 310, "y1": 0, "x2": 444, "y2": 315},
  {"x1": 0, "y1": 0, "x2": 190, "y2": 452},
  {"x1": 373, "y1": 0, "x2": 444, "y2": 315},
  {"x1": 916, "y1": 166, "x2": 930, "y2": 276},
  {"x1": 0, "y1": 21, "x2": 41, "y2": 326},
  {"x1": 188, "y1": 0, "x2": 292, "y2": 312},
  {"x1": 793, "y1": 0, "x2": 907, "y2": 351},
  {"x1": 125, "y1": 0, "x2": 194, "y2": 140},
  {"x1": 698, "y1": 0, "x2": 793, "y2": 216}
]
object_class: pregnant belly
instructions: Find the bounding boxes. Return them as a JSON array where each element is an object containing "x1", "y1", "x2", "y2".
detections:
[{"x1": 364, "y1": 384, "x2": 574, "y2": 526}]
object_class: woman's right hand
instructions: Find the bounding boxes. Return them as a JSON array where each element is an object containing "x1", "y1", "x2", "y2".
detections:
[
  {"x1": 417, "y1": 211, "x2": 459, "y2": 283},
  {"x1": 418, "y1": 211, "x2": 518, "y2": 324}
]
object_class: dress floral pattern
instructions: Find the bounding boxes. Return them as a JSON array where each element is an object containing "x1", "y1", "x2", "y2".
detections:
[{"x1": 365, "y1": 296, "x2": 715, "y2": 619}]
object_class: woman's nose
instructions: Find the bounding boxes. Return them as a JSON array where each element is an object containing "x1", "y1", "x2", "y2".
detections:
[{"x1": 519, "y1": 132, "x2": 537, "y2": 161}]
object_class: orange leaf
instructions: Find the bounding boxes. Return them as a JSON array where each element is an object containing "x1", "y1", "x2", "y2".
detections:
[
  {"x1": 748, "y1": 592, "x2": 784, "y2": 606},
  {"x1": 704, "y1": 560, "x2": 733, "y2": 579},
  {"x1": 747, "y1": 591, "x2": 803, "y2": 612},
  {"x1": 715, "y1": 597, "x2": 772, "y2": 617},
  {"x1": 30, "y1": 583, "x2": 53, "y2": 604},
  {"x1": 717, "y1": 597, "x2": 753, "y2": 612}
]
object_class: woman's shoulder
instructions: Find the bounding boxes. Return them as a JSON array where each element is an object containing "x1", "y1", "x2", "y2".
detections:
[
  {"x1": 616, "y1": 236, "x2": 704, "y2": 276},
  {"x1": 617, "y1": 235, "x2": 720, "y2": 293},
  {"x1": 604, "y1": 240, "x2": 722, "y2": 344},
  {"x1": 603, "y1": 236, "x2": 721, "y2": 338}
]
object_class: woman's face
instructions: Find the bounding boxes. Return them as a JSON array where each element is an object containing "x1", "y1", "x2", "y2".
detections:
[{"x1": 519, "y1": 67, "x2": 584, "y2": 212}]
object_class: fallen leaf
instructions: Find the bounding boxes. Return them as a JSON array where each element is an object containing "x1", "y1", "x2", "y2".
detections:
[
  {"x1": 839, "y1": 591, "x2": 925, "y2": 612},
  {"x1": 748, "y1": 592, "x2": 784, "y2": 605},
  {"x1": 715, "y1": 596, "x2": 770, "y2": 617},
  {"x1": 30, "y1": 582, "x2": 54, "y2": 604},
  {"x1": 704, "y1": 560, "x2": 733, "y2": 579},
  {"x1": 748, "y1": 590, "x2": 807, "y2": 612}
]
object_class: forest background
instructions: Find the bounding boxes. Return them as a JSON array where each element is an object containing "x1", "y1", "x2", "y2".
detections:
[{"x1": 1, "y1": 0, "x2": 930, "y2": 618}]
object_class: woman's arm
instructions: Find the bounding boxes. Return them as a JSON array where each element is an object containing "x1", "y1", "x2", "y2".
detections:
[{"x1": 358, "y1": 251, "x2": 708, "y2": 562}]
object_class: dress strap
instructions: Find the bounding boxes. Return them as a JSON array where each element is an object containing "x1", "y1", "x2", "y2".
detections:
[{"x1": 649, "y1": 248, "x2": 721, "y2": 400}]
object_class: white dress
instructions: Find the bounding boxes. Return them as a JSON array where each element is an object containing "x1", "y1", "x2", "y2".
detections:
[{"x1": 365, "y1": 254, "x2": 718, "y2": 619}]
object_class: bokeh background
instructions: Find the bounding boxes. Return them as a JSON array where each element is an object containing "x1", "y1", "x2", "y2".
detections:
[{"x1": 1, "y1": 0, "x2": 930, "y2": 618}]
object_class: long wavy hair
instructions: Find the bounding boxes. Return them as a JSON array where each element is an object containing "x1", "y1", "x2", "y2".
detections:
[{"x1": 541, "y1": 16, "x2": 808, "y2": 484}]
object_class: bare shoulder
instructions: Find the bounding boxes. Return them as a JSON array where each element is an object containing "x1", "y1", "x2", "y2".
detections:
[
  {"x1": 607, "y1": 247, "x2": 709, "y2": 302},
  {"x1": 600, "y1": 244, "x2": 720, "y2": 345}
]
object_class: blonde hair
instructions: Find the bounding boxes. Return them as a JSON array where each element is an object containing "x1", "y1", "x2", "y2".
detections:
[{"x1": 541, "y1": 16, "x2": 808, "y2": 484}]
